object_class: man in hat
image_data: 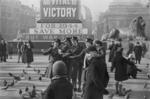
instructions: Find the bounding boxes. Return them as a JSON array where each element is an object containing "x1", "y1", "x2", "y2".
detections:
[
  {"x1": 70, "y1": 36, "x2": 83, "y2": 91},
  {"x1": 70, "y1": 38, "x2": 93, "y2": 70},
  {"x1": 70, "y1": 38, "x2": 93, "y2": 60},
  {"x1": 70, "y1": 38, "x2": 93, "y2": 92},
  {"x1": 44, "y1": 61, "x2": 73, "y2": 99},
  {"x1": 59, "y1": 37, "x2": 73, "y2": 79},
  {"x1": 42, "y1": 39, "x2": 62, "y2": 78}
]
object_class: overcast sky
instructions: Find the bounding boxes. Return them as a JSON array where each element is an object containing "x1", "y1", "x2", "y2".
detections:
[{"x1": 20, "y1": 0, "x2": 113, "y2": 20}]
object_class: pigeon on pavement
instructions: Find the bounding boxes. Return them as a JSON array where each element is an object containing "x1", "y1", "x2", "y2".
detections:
[
  {"x1": 1, "y1": 80, "x2": 15, "y2": 90},
  {"x1": 3, "y1": 80, "x2": 7, "y2": 86},
  {"x1": 19, "y1": 89, "x2": 23, "y2": 95},
  {"x1": 8, "y1": 73, "x2": 21, "y2": 81}
]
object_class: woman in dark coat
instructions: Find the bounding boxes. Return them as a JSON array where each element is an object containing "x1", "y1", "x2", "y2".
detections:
[
  {"x1": 111, "y1": 47, "x2": 134, "y2": 95},
  {"x1": 134, "y1": 42, "x2": 142, "y2": 64},
  {"x1": 83, "y1": 46, "x2": 105, "y2": 99},
  {"x1": 21, "y1": 42, "x2": 28, "y2": 64},
  {"x1": 8, "y1": 43, "x2": 14, "y2": 59},
  {"x1": 26, "y1": 42, "x2": 34, "y2": 67},
  {"x1": 94, "y1": 40, "x2": 109, "y2": 95}
]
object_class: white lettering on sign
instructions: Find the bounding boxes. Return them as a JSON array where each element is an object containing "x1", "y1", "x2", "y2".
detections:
[
  {"x1": 43, "y1": 7, "x2": 77, "y2": 18},
  {"x1": 37, "y1": 23, "x2": 82, "y2": 29},
  {"x1": 43, "y1": 8, "x2": 49, "y2": 17},
  {"x1": 30, "y1": 23, "x2": 83, "y2": 34},
  {"x1": 30, "y1": 28, "x2": 82, "y2": 34},
  {"x1": 41, "y1": 0, "x2": 79, "y2": 19},
  {"x1": 42, "y1": 0, "x2": 77, "y2": 5}
]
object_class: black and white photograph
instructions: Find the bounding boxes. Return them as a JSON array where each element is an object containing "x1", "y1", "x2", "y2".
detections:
[{"x1": 0, "y1": 0, "x2": 150, "y2": 99}]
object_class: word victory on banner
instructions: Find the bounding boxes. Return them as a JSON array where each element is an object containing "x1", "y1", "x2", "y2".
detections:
[{"x1": 40, "y1": 0, "x2": 80, "y2": 19}]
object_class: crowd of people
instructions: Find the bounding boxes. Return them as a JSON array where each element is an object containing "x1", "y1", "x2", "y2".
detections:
[
  {"x1": 0, "y1": 39, "x2": 34, "y2": 67},
  {"x1": 17, "y1": 40, "x2": 34, "y2": 67},
  {"x1": 40, "y1": 37, "x2": 148, "y2": 99},
  {"x1": 0, "y1": 37, "x2": 148, "y2": 99}
]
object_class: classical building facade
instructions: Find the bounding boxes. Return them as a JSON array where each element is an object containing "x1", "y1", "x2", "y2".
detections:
[
  {"x1": 97, "y1": 0, "x2": 150, "y2": 39},
  {"x1": 0, "y1": 0, "x2": 36, "y2": 40}
]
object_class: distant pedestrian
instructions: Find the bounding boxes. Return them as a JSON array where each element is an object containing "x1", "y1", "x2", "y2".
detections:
[
  {"x1": 134, "y1": 42, "x2": 143, "y2": 64},
  {"x1": 8, "y1": 43, "x2": 14, "y2": 59},
  {"x1": 141, "y1": 42, "x2": 147, "y2": 57},
  {"x1": 17, "y1": 40, "x2": 23, "y2": 63},
  {"x1": 21, "y1": 42, "x2": 28, "y2": 64},
  {"x1": 126, "y1": 41, "x2": 134, "y2": 57},
  {"x1": 0, "y1": 40, "x2": 7, "y2": 62},
  {"x1": 26, "y1": 41, "x2": 34, "y2": 68},
  {"x1": 5, "y1": 41, "x2": 9, "y2": 59},
  {"x1": 0, "y1": 41, "x2": 2, "y2": 62},
  {"x1": 28, "y1": 40, "x2": 34, "y2": 49},
  {"x1": 108, "y1": 41, "x2": 115, "y2": 62}
]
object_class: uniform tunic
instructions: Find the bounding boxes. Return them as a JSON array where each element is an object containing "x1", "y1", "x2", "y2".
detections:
[{"x1": 43, "y1": 47, "x2": 62, "y2": 78}]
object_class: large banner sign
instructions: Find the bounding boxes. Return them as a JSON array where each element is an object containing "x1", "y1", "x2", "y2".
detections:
[
  {"x1": 22, "y1": 34, "x2": 93, "y2": 41},
  {"x1": 30, "y1": 23, "x2": 83, "y2": 34},
  {"x1": 40, "y1": 0, "x2": 80, "y2": 19}
]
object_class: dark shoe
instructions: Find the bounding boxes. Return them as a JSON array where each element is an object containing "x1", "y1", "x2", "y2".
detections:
[
  {"x1": 74, "y1": 88, "x2": 77, "y2": 91},
  {"x1": 103, "y1": 89, "x2": 109, "y2": 95}
]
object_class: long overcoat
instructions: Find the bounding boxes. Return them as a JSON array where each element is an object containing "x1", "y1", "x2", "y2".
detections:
[
  {"x1": 84, "y1": 57, "x2": 105, "y2": 99},
  {"x1": 26, "y1": 47, "x2": 33, "y2": 63},
  {"x1": 134, "y1": 45, "x2": 142, "y2": 61},
  {"x1": 112, "y1": 52, "x2": 134, "y2": 81},
  {"x1": 0, "y1": 43, "x2": 7, "y2": 56},
  {"x1": 21, "y1": 44, "x2": 28, "y2": 63}
]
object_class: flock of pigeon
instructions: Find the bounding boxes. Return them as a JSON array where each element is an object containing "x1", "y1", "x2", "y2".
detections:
[
  {"x1": 1, "y1": 68, "x2": 46, "y2": 99},
  {"x1": 1, "y1": 66, "x2": 150, "y2": 99}
]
